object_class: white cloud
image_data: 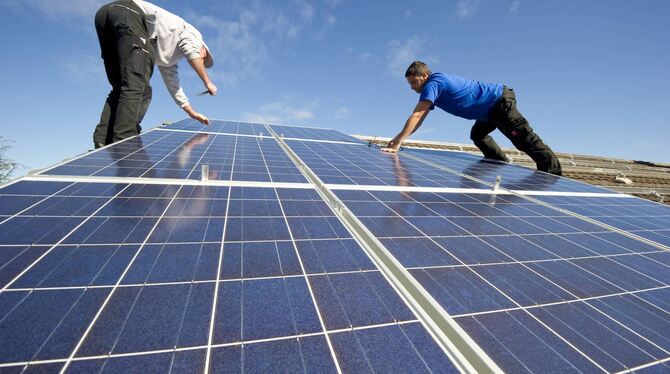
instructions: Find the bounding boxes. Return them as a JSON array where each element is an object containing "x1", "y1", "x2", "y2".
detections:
[
  {"x1": 510, "y1": 0, "x2": 520, "y2": 14},
  {"x1": 188, "y1": 1, "x2": 341, "y2": 87},
  {"x1": 386, "y1": 37, "x2": 437, "y2": 76},
  {"x1": 456, "y1": 0, "x2": 481, "y2": 19},
  {"x1": 243, "y1": 97, "x2": 317, "y2": 124},
  {"x1": 190, "y1": 11, "x2": 269, "y2": 87}
]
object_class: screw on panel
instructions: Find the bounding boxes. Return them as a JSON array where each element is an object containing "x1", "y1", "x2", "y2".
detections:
[
  {"x1": 201, "y1": 164, "x2": 209, "y2": 181},
  {"x1": 259, "y1": 131, "x2": 264, "y2": 140}
]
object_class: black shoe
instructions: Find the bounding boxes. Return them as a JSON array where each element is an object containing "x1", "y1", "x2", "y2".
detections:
[{"x1": 94, "y1": 142, "x2": 105, "y2": 149}]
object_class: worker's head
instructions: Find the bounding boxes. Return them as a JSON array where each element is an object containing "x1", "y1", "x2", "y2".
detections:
[{"x1": 405, "y1": 61, "x2": 431, "y2": 93}]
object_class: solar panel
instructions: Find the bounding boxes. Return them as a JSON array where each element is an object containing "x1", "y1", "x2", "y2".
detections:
[
  {"x1": 163, "y1": 119, "x2": 268, "y2": 136},
  {"x1": 2, "y1": 119, "x2": 668, "y2": 373},
  {"x1": 406, "y1": 148, "x2": 613, "y2": 193},
  {"x1": 286, "y1": 140, "x2": 489, "y2": 189},
  {"x1": 331, "y1": 188, "x2": 669, "y2": 372},
  {"x1": 269, "y1": 124, "x2": 363, "y2": 143},
  {"x1": 40, "y1": 130, "x2": 306, "y2": 183},
  {"x1": 0, "y1": 183, "x2": 454, "y2": 371},
  {"x1": 534, "y1": 195, "x2": 670, "y2": 246}
]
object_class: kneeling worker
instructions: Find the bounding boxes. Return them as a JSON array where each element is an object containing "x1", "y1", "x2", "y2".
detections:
[{"x1": 382, "y1": 61, "x2": 562, "y2": 175}]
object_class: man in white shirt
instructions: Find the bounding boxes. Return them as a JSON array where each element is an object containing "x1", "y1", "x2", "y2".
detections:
[{"x1": 93, "y1": 0, "x2": 217, "y2": 148}]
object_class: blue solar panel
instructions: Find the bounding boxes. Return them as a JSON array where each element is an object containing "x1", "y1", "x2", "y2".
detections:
[
  {"x1": 41, "y1": 130, "x2": 307, "y2": 183},
  {"x1": 164, "y1": 119, "x2": 269, "y2": 136},
  {"x1": 534, "y1": 195, "x2": 670, "y2": 246},
  {"x1": 286, "y1": 140, "x2": 489, "y2": 188},
  {"x1": 0, "y1": 180, "x2": 456, "y2": 371},
  {"x1": 406, "y1": 147, "x2": 613, "y2": 193},
  {"x1": 333, "y1": 188, "x2": 670, "y2": 372},
  {"x1": 4, "y1": 120, "x2": 668, "y2": 373},
  {"x1": 270, "y1": 124, "x2": 363, "y2": 143}
]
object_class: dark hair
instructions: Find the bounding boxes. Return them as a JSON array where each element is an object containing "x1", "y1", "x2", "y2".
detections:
[{"x1": 405, "y1": 61, "x2": 431, "y2": 77}]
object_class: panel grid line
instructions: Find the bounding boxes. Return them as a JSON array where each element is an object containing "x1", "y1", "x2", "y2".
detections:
[
  {"x1": 58, "y1": 130, "x2": 223, "y2": 373},
  {"x1": 0, "y1": 319, "x2": 423, "y2": 369},
  {"x1": 339, "y1": 184, "x2": 613, "y2": 371},
  {"x1": 267, "y1": 125, "x2": 501, "y2": 374},
  {"x1": 203, "y1": 133, "x2": 238, "y2": 373},
  {"x1": 257, "y1": 127, "x2": 343, "y2": 373}
]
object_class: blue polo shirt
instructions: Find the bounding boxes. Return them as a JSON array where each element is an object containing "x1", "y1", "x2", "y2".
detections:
[{"x1": 419, "y1": 73, "x2": 503, "y2": 120}]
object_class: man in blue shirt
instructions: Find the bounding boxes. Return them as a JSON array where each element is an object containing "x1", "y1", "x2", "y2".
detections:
[{"x1": 382, "y1": 61, "x2": 562, "y2": 175}]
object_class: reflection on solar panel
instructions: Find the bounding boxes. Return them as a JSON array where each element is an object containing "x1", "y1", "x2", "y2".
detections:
[
  {"x1": 1, "y1": 119, "x2": 668, "y2": 373},
  {"x1": 406, "y1": 148, "x2": 612, "y2": 193}
]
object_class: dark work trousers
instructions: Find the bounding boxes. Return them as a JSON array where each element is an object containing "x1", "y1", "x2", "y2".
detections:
[
  {"x1": 470, "y1": 87, "x2": 563, "y2": 175},
  {"x1": 93, "y1": 1, "x2": 154, "y2": 148}
]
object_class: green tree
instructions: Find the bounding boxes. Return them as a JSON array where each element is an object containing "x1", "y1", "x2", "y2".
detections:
[{"x1": 0, "y1": 136, "x2": 19, "y2": 182}]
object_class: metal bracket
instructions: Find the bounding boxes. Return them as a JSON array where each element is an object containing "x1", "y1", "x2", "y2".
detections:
[
  {"x1": 493, "y1": 175, "x2": 502, "y2": 192},
  {"x1": 201, "y1": 164, "x2": 209, "y2": 181}
]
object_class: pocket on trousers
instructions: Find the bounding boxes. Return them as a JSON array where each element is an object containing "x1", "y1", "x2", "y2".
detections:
[
  {"x1": 129, "y1": 43, "x2": 152, "y2": 77},
  {"x1": 501, "y1": 123, "x2": 530, "y2": 141}
]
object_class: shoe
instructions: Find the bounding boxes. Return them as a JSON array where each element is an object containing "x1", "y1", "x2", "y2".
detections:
[{"x1": 94, "y1": 142, "x2": 105, "y2": 149}]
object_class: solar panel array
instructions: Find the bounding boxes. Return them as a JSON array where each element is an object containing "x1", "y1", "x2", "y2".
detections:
[{"x1": 1, "y1": 119, "x2": 668, "y2": 373}]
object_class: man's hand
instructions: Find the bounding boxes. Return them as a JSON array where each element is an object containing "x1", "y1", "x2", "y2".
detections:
[
  {"x1": 382, "y1": 135, "x2": 402, "y2": 153},
  {"x1": 380, "y1": 146, "x2": 399, "y2": 153},
  {"x1": 183, "y1": 105, "x2": 210, "y2": 125},
  {"x1": 190, "y1": 111, "x2": 210, "y2": 125},
  {"x1": 205, "y1": 81, "x2": 218, "y2": 96}
]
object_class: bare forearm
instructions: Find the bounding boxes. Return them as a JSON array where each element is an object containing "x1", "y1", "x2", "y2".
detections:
[
  {"x1": 187, "y1": 58, "x2": 211, "y2": 85},
  {"x1": 397, "y1": 113, "x2": 424, "y2": 141}
]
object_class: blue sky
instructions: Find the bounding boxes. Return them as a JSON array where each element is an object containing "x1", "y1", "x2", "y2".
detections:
[{"x1": 0, "y1": 0, "x2": 668, "y2": 178}]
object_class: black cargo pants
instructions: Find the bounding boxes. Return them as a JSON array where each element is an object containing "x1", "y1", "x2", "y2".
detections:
[
  {"x1": 93, "y1": 0, "x2": 154, "y2": 148},
  {"x1": 470, "y1": 87, "x2": 562, "y2": 175}
]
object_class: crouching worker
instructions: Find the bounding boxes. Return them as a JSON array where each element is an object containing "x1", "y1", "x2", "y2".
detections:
[{"x1": 382, "y1": 61, "x2": 562, "y2": 175}]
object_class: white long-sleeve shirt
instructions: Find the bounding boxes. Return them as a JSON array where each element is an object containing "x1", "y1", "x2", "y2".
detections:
[{"x1": 132, "y1": 0, "x2": 204, "y2": 108}]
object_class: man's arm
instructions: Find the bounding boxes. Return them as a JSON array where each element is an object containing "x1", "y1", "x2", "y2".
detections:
[
  {"x1": 158, "y1": 65, "x2": 210, "y2": 125},
  {"x1": 187, "y1": 56, "x2": 217, "y2": 95},
  {"x1": 381, "y1": 100, "x2": 432, "y2": 153}
]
